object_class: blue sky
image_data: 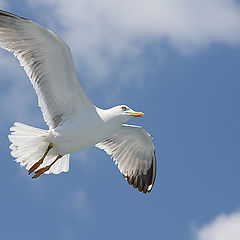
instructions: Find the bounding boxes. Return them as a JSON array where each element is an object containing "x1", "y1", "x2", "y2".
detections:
[{"x1": 1, "y1": 1, "x2": 240, "y2": 240}]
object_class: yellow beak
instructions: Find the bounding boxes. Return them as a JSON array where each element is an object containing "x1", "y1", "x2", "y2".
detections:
[{"x1": 129, "y1": 111, "x2": 144, "y2": 117}]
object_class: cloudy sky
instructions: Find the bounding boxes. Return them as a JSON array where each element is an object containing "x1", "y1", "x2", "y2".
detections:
[{"x1": 1, "y1": 1, "x2": 240, "y2": 239}]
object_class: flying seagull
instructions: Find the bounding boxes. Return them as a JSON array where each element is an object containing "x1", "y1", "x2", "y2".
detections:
[{"x1": 0, "y1": 10, "x2": 156, "y2": 194}]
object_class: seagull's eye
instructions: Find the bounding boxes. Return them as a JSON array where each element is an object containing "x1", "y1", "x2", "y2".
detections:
[{"x1": 122, "y1": 106, "x2": 127, "y2": 111}]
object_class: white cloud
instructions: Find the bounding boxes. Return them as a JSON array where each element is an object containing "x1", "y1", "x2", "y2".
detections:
[
  {"x1": 26, "y1": 0, "x2": 240, "y2": 82},
  {"x1": 193, "y1": 210, "x2": 240, "y2": 240}
]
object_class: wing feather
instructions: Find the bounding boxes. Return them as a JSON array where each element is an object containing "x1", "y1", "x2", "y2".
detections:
[{"x1": 0, "y1": 10, "x2": 94, "y2": 129}]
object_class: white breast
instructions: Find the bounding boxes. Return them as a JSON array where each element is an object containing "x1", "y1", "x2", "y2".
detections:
[{"x1": 50, "y1": 110, "x2": 121, "y2": 155}]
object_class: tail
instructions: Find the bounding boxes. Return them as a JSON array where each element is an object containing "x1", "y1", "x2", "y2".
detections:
[{"x1": 8, "y1": 122, "x2": 70, "y2": 175}]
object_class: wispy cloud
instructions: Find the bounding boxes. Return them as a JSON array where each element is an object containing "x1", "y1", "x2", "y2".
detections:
[
  {"x1": 193, "y1": 210, "x2": 240, "y2": 240},
  {"x1": 0, "y1": 0, "x2": 7, "y2": 8},
  {"x1": 0, "y1": 52, "x2": 41, "y2": 125},
  {"x1": 60, "y1": 188, "x2": 93, "y2": 220}
]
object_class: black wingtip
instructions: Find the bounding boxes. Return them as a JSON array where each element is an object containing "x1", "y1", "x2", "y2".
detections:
[
  {"x1": 0, "y1": 10, "x2": 28, "y2": 20},
  {"x1": 122, "y1": 151, "x2": 157, "y2": 194}
]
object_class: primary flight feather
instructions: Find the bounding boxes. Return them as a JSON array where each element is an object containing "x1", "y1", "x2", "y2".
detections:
[{"x1": 0, "y1": 10, "x2": 156, "y2": 194}]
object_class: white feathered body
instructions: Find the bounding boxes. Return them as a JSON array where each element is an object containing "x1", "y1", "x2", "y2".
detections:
[
  {"x1": 51, "y1": 109, "x2": 122, "y2": 155},
  {"x1": 8, "y1": 108, "x2": 124, "y2": 175}
]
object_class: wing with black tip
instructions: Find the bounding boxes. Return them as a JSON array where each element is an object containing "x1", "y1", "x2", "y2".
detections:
[{"x1": 96, "y1": 124, "x2": 156, "y2": 194}]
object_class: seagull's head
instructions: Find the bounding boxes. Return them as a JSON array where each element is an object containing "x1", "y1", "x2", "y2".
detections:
[{"x1": 109, "y1": 105, "x2": 144, "y2": 123}]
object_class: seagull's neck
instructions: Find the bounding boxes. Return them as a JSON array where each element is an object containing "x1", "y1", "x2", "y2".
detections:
[
  {"x1": 96, "y1": 107, "x2": 114, "y2": 121},
  {"x1": 95, "y1": 107, "x2": 122, "y2": 125}
]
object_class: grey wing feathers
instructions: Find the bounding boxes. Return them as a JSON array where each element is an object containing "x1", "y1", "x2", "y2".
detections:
[
  {"x1": 96, "y1": 124, "x2": 156, "y2": 194},
  {"x1": 0, "y1": 10, "x2": 94, "y2": 129}
]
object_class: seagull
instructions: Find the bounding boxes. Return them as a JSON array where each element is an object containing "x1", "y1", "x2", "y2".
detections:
[{"x1": 0, "y1": 10, "x2": 156, "y2": 194}]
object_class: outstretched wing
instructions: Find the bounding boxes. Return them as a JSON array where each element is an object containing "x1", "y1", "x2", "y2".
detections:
[
  {"x1": 0, "y1": 10, "x2": 95, "y2": 129},
  {"x1": 96, "y1": 124, "x2": 156, "y2": 194}
]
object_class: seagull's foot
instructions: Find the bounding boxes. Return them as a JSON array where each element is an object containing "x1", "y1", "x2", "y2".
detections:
[
  {"x1": 28, "y1": 142, "x2": 53, "y2": 175},
  {"x1": 32, "y1": 166, "x2": 50, "y2": 179},
  {"x1": 28, "y1": 157, "x2": 44, "y2": 175},
  {"x1": 32, "y1": 154, "x2": 62, "y2": 179}
]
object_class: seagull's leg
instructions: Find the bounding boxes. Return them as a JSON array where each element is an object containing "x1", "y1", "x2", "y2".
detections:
[
  {"x1": 28, "y1": 142, "x2": 53, "y2": 175},
  {"x1": 32, "y1": 154, "x2": 62, "y2": 179}
]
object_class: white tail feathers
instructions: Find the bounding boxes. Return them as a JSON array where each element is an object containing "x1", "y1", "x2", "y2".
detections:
[{"x1": 8, "y1": 122, "x2": 70, "y2": 175}]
